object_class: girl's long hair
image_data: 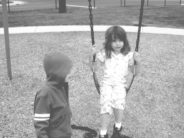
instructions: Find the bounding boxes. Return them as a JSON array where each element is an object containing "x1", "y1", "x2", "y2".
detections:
[{"x1": 104, "y1": 26, "x2": 131, "y2": 58}]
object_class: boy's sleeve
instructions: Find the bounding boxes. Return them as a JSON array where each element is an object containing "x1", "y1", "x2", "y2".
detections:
[{"x1": 34, "y1": 91, "x2": 51, "y2": 138}]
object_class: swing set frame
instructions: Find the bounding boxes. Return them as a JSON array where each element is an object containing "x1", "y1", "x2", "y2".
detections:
[{"x1": 2, "y1": 0, "x2": 12, "y2": 80}]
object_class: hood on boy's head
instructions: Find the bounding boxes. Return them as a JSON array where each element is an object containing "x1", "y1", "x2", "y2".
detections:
[{"x1": 43, "y1": 52, "x2": 73, "y2": 82}]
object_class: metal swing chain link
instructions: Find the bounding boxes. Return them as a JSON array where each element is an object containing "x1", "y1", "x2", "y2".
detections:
[
  {"x1": 88, "y1": 0, "x2": 100, "y2": 94},
  {"x1": 88, "y1": 0, "x2": 95, "y2": 46},
  {"x1": 88, "y1": 0, "x2": 96, "y2": 63},
  {"x1": 126, "y1": 0, "x2": 145, "y2": 93}
]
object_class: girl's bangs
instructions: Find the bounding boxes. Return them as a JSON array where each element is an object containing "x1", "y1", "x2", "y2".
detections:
[{"x1": 110, "y1": 30, "x2": 124, "y2": 41}]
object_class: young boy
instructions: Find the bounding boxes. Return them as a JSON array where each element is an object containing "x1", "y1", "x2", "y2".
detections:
[{"x1": 34, "y1": 52, "x2": 73, "y2": 138}]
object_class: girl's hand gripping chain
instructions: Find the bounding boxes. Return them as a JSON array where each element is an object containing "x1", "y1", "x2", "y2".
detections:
[
  {"x1": 90, "y1": 45, "x2": 97, "y2": 72},
  {"x1": 128, "y1": 52, "x2": 140, "y2": 75},
  {"x1": 126, "y1": 52, "x2": 140, "y2": 92}
]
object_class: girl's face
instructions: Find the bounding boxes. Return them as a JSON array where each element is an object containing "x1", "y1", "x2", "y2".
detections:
[{"x1": 111, "y1": 39, "x2": 124, "y2": 53}]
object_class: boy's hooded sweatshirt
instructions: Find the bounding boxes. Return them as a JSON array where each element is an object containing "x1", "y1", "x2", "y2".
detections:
[{"x1": 34, "y1": 53, "x2": 73, "y2": 138}]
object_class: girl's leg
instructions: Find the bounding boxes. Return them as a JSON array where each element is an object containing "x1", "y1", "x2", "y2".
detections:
[
  {"x1": 100, "y1": 113, "x2": 111, "y2": 137},
  {"x1": 111, "y1": 86, "x2": 128, "y2": 138},
  {"x1": 113, "y1": 108, "x2": 124, "y2": 129},
  {"x1": 112, "y1": 85, "x2": 126, "y2": 129},
  {"x1": 112, "y1": 109, "x2": 130, "y2": 138},
  {"x1": 100, "y1": 84, "x2": 113, "y2": 137}
]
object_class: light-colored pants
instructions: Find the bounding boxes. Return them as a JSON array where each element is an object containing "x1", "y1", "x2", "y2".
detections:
[{"x1": 100, "y1": 83, "x2": 126, "y2": 115}]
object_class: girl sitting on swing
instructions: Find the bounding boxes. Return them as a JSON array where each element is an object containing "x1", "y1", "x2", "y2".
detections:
[{"x1": 91, "y1": 26, "x2": 140, "y2": 138}]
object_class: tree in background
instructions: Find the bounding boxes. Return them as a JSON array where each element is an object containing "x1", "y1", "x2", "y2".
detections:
[{"x1": 59, "y1": 0, "x2": 66, "y2": 13}]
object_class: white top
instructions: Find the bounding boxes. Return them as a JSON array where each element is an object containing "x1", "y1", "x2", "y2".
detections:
[{"x1": 97, "y1": 50, "x2": 134, "y2": 85}]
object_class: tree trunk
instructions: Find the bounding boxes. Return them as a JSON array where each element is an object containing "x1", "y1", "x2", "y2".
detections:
[{"x1": 59, "y1": 0, "x2": 66, "y2": 13}]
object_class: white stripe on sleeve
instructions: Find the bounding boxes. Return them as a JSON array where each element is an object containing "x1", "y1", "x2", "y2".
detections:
[
  {"x1": 34, "y1": 113, "x2": 50, "y2": 118},
  {"x1": 34, "y1": 117, "x2": 50, "y2": 121}
]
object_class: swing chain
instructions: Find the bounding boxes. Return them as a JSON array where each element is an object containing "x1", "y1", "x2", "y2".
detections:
[
  {"x1": 127, "y1": 0, "x2": 145, "y2": 93},
  {"x1": 88, "y1": 0, "x2": 95, "y2": 45},
  {"x1": 88, "y1": 0, "x2": 100, "y2": 94}
]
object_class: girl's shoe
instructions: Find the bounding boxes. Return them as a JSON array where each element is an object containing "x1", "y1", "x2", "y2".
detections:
[
  {"x1": 111, "y1": 125, "x2": 130, "y2": 138},
  {"x1": 99, "y1": 134, "x2": 109, "y2": 138}
]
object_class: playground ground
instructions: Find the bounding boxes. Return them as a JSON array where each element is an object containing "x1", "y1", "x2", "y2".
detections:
[{"x1": 0, "y1": 31, "x2": 184, "y2": 138}]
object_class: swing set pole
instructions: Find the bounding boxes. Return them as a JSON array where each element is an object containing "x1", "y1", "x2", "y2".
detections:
[
  {"x1": 164, "y1": 0, "x2": 167, "y2": 6},
  {"x1": 120, "y1": 0, "x2": 123, "y2": 7},
  {"x1": 7, "y1": 0, "x2": 10, "y2": 12},
  {"x1": 93, "y1": 0, "x2": 96, "y2": 8},
  {"x1": 147, "y1": 0, "x2": 149, "y2": 6},
  {"x1": 2, "y1": 0, "x2": 12, "y2": 80},
  {"x1": 55, "y1": 0, "x2": 58, "y2": 9},
  {"x1": 124, "y1": 0, "x2": 126, "y2": 7}
]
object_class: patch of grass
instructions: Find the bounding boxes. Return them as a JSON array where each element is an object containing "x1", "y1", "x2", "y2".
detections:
[
  {"x1": 0, "y1": 32, "x2": 184, "y2": 138},
  {"x1": 0, "y1": 5, "x2": 184, "y2": 28}
]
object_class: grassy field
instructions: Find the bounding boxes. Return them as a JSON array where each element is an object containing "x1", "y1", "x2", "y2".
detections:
[
  {"x1": 2, "y1": 0, "x2": 182, "y2": 10},
  {"x1": 0, "y1": 1, "x2": 184, "y2": 28},
  {"x1": 0, "y1": 32, "x2": 184, "y2": 138}
]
